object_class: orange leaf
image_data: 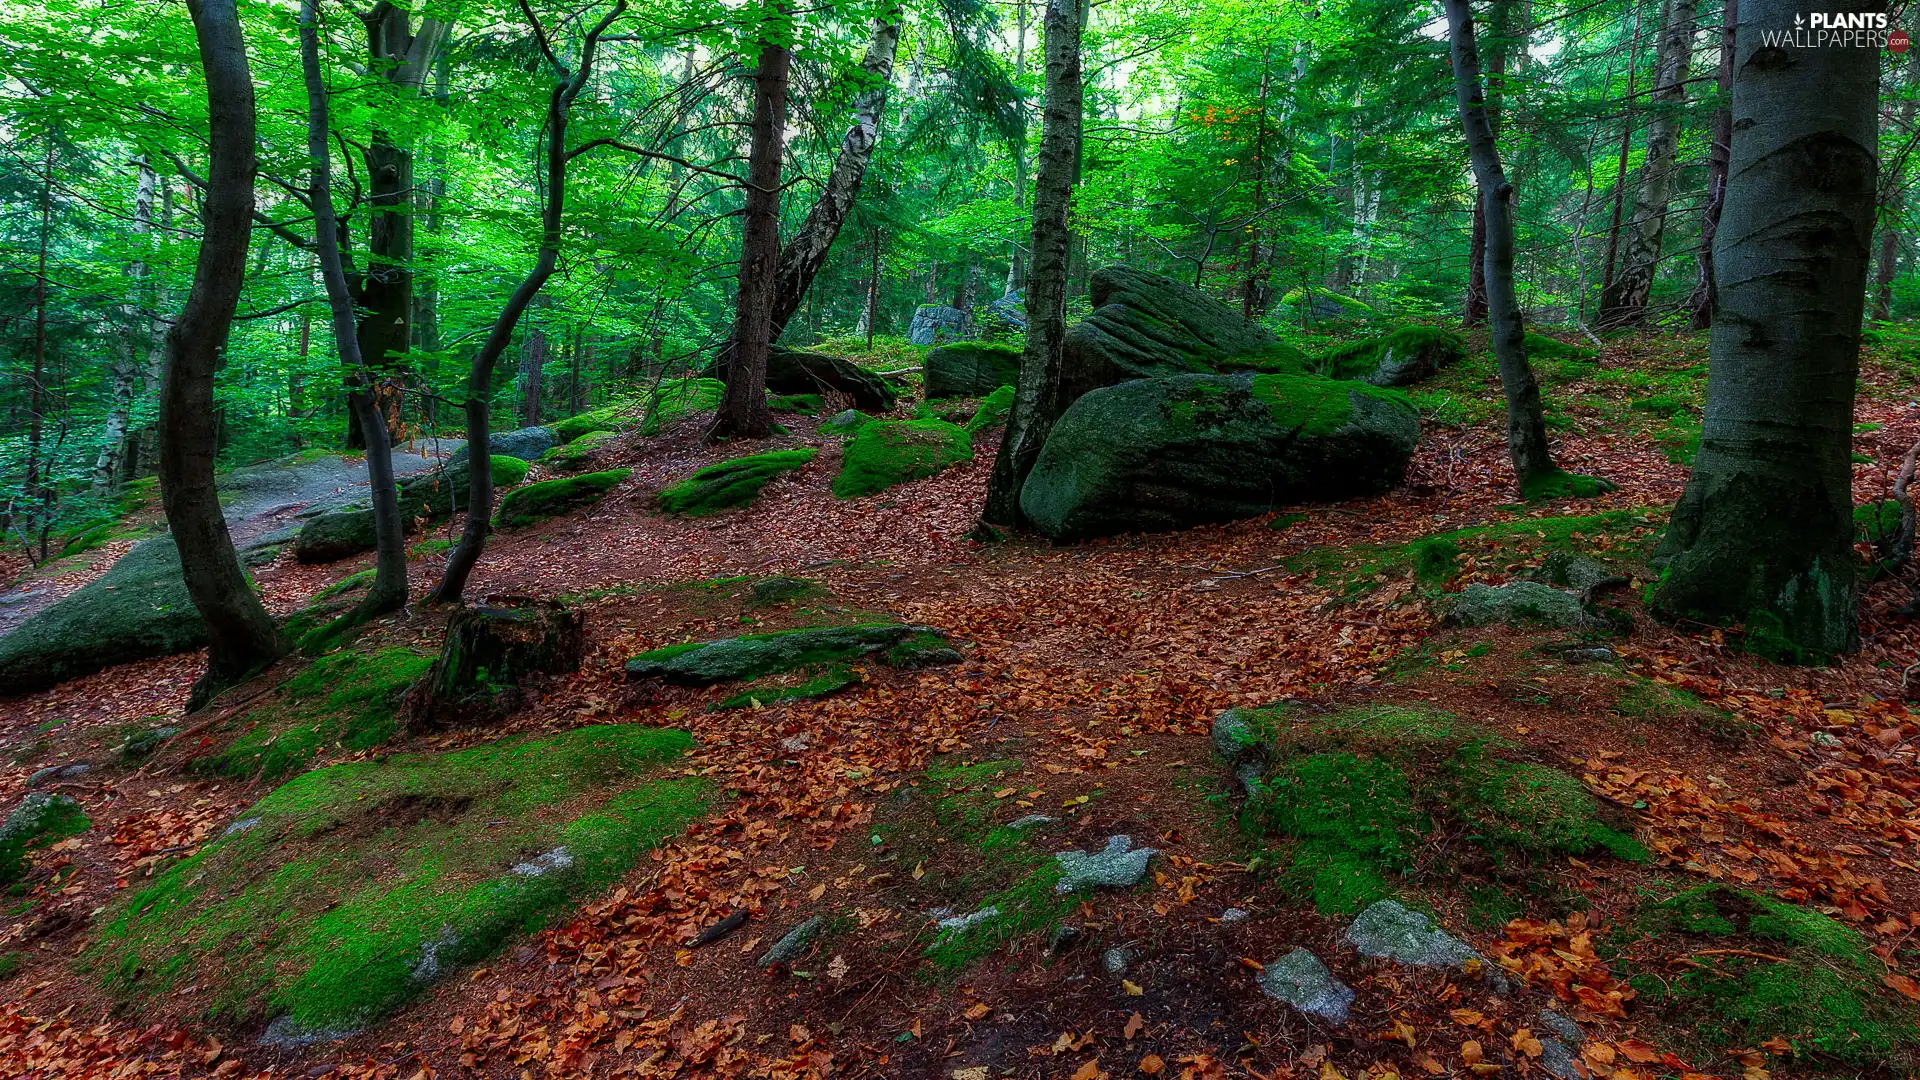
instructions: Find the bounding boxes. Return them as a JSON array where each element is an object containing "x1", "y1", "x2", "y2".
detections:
[
  {"x1": 1885, "y1": 974, "x2": 1920, "y2": 1002},
  {"x1": 1510, "y1": 1029, "x2": 1543, "y2": 1059},
  {"x1": 1617, "y1": 1039, "x2": 1659, "y2": 1063},
  {"x1": 964, "y1": 1003, "x2": 991, "y2": 1021},
  {"x1": 1461, "y1": 1041, "x2": 1485, "y2": 1066},
  {"x1": 1124, "y1": 1012, "x2": 1145, "y2": 1041},
  {"x1": 1139, "y1": 1054, "x2": 1166, "y2": 1076},
  {"x1": 1071, "y1": 1060, "x2": 1102, "y2": 1080}
]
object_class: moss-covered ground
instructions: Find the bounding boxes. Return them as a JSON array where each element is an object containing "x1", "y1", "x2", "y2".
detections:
[
  {"x1": 92, "y1": 725, "x2": 705, "y2": 1036},
  {"x1": 832, "y1": 419, "x2": 973, "y2": 499},
  {"x1": 193, "y1": 646, "x2": 434, "y2": 781},
  {"x1": 656, "y1": 449, "x2": 817, "y2": 516},
  {"x1": 495, "y1": 468, "x2": 629, "y2": 529}
]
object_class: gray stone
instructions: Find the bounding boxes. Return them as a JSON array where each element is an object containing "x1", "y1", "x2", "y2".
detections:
[
  {"x1": 713, "y1": 348, "x2": 897, "y2": 411},
  {"x1": 1220, "y1": 907, "x2": 1250, "y2": 923},
  {"x1": 1442, "y1": 581, "x2": 1597, "y2": 631},
  {"x1": 1054, "y1": 835, "x2": 1159, "y2": 894},
  {"x1": 1046, "y1": 924, "x2": 1084, "y2": 954},
  {"x1": 627, "y1": 624, "x2": 959, "y2": 685},
  {"x1": 412, "y1": 925, "x2": 462, "y2": 983},
  {"x1": 937, "y1": 906, "x2": 1000, "y2": 932},
  {"x1": 260, "y1": 1015, "x2": 358, "y2": 1049},
  {"x1": 1538, "y1": 1009, "x2": 1582, "y2": 1046},
  {"x1": 1257, "y1": 948, "x2": 1354, "y2": 1023},
  {"x1": 26, "y1": 763, "x2": 90, "y2": 788},
  {"x1": 1812, "y1": 730, "x2": 1843, "y2": 748},
  {"x1": 1559, "y1": 647, "x2": 1616, "y2": 665},
  {"x1": 1006, "y1": 814, "x2": 1056, "y2": 830},
  {"x1": 985, "y1": 291, "x2": 1027, "y2": 332},
  {"x1": 909, "y1": 304, "x2": 972, "y2": 346},
  {"x1": 1020, "y1": 372, "x2": 1420, "y2": 542},
  {"x1": 450, "y1": 426, "x2": 558, "y2": 465},
  {"x1": 1102, "y1": 948, "x2": 1132, "y2": 976},
  {"x1": 292, "y1": 505, "x2": 377, "y2": 564},
  {"x1": 1530, "y1": 551, "x2": 1630, "y2": 597},
  {"x1": 757, "y1": 915, "x2": 826, "y2": 967},
  {"x1": 1345, "y1": 900, "x2": 1478, "y2": 968},
  {"x1": 512, "y1": 847, "x2": 575, "y2": 877},
  {"x1": 1308, "y1": 327, "x2": 1466, "y2": 388},
  {"x1": 823, "y1": 409, "x2": 869, "y2": 434},
  {"x1": 223, "y1": 817, "x2": 261, "y2": 837}
]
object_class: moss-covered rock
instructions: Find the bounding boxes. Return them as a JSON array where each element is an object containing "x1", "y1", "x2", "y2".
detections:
[
  {"x1": 821, "y1": 409, "x2": 871, "y2": 435},
  {"x1": 626, "y1": 623, "x2": 960, "y2": 685},
  {"x1": 548, "y1": 407, "x2": 620, "y2": 444},
  {"x1": 832, "y1": 419, "x2": 973, "y2": 499},
  {"x1": 91, "y1": 725, "x2": 704, "y2": 1039},
  {"x1": 195, "y1": 647, "x2": 434, "y2": 781},
  {"x1": 926, "y1": 342, "x2": 1023, "y2": 399},
  {"x1": 495, "y1": 469, "x2": 629, "y2": 529},
  {"x1": 966, "y1": 384, "x2": 1016, "y2": 434},
  {"x1": 292, "y1": 457, "x2": 530, "y2": 564},
  {"x1": 657, "y1": 449, "x2": 817, "y2": 516},
  {"x1": 1441, "y1": 580, "x2": 1598, "y2": 630},
  {"x1": 767, "y1": 392, "x2": 825, "y2": 414},
  {"x1": 1309, "y1": 326, "x2": 1467, "y2": 387},
  {"x1": 1218, "y1": 703, "x2": 1643, "y2": 914},
  {"x1": 708, "y1": 348, "x2": 897, "y2": 412},
  {"x1": 450, "y1": 426, "x2": 557, "y2": 464},
  {"x1": 1623, "y1": 885, "x2": 1919, "y2": 1072},
  {"x1": 0, "y1": 792, "x2": 89, "y2": 886},
  {"x1": 539, "y1": 430, "x2": 619, "y2": 472},
  {"x1": 292, "y1": 506, "x2": 378, "y2": 564},
  {"x1": 1059, "y1": 266, "x2": 1307, "y2": 406},
  {"x1": 713, "y1": 665, "x2": 860, "y2": 709},
  {"x1": 0, "y1": 537, "x2": 229, "y2": 696},
  {"x1": 1279, "y1": 287, "x2": 1374, "y2": 322},
  {"x1": 1019, "y1": 372, "x2": 1419, "y2": 541}
]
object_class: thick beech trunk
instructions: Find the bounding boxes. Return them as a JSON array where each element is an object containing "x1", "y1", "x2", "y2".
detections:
[
  {"x1": 1653, "y1": 0, "x2": 1877, "y2": 657},
  {"x1": 433, "y1": 0, "x2": 625, "y2": 604},
  {"x1": 1598, "y1": 0, "x2": 1697, "y2": 328},
  {"x1": 713, "y1": 26, "x2": 792, "y2": 440},
  {"x1": 981, "y1": 0, "x2": 1081, "y2": 529},
  {"x1": 162, "y1": 0, "x2": 285, "y2": 707},
  {"x1": 1688, "y1": 0, "x2": 1736, "y2": 329},
  {"x1": 301, "y1": 0, "x2": 408, "y2": 621}
]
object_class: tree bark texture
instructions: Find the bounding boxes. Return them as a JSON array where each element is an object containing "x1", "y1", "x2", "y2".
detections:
[
  {"x1": 1598, "y1": 0, "x2": 1697, "y2": 328},
  {"x1": 1873, "y1": 20, "x2": 1919, "y2": 321},
  {"x1": 1688, "y1": 0, "x2": 1737, "y2": 329},
  {"x1": 713, "y1": 22, "x2": 792, "y2": 440},
  {"x1": 1654, "y1": 0, "x2": 1878, "y2": 657}
]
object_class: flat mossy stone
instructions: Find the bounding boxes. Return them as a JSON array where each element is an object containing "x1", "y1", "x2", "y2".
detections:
[
  {"x1": 966, "y1": 384, "x2": 1015, "y2": 434},
  {"x1": 549, "y1": 406, "x2": 622, "y2": 444},
  {"x1": 626, "y1": 623, "x2": 959, "y2": 685},
  {"x1": 1018, "y1": 372, "x2": 1418, "y2": 541},
  {"x1": 90, "y1": 725, "x2": 705, "y2": 1037},
  {"x1": 821, "y1": 409, "x2": 871, "y2": 435},
  {"x1": 0, "y1": 537, "x2": 229, "y2": 696},
  {"x1": 713, "y1": 665, "x2": 859, "y2": 710},
  {"x1": 1442, "y1": 580, "x2": 1597, "y2": 630},
  {"x1": 0, "y1": 792, "x2": 89, "y2": 886},
  {"x1": 657, "y1": 449, "x2": 817, "y2": 516},
  {"x1": 749, "y1": 576, "x2": 821, "y2": 604},
  {"x1": 832, "y1": 419, "x2": 973, "y2": 499},
  {"x1": 926, "y1": 342, "x2": 1023, "y2": 399},
  {"x1": 539, "y1": 430, "x2": 618, "y2": 471},
  {"x1": 1279, "y1": 287, "x2": 1374, "y2": 321},
  {"x1": 292, "y1": 505, "x2": 378, "y2": 564},
  {"x1": 1309, "y1": 325, "x2": 1467, "y2": 387},
  {"x1": 495, "y1": 469, "x2": 630, "y2": 529}
]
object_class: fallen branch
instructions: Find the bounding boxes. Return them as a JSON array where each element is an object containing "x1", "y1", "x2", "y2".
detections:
[{"x1": 1180, "y1": 563, "x2": 1283, "y2": 578}]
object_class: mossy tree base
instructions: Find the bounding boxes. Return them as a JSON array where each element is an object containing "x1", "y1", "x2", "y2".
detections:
[{"x1": 408, "y1": 598, "x2": 585, "y2": 727}]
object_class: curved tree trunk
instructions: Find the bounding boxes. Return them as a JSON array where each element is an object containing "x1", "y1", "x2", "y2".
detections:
[
  {"x1": 1653, "y1": 0, "x2": 1877, "y2": 657},
  {"x1": 301, "y1": 0, "x2": 408, "y2": 622},
  {"x1": 162, "y1": 0, "x2": 285, "y2": 708},
  {"x1": 980, "y1": 0, "x2": 1081, "y2": 530},
  {"x1": 1444, "y1": 0, "x2": 1573, "y2": 496},
  {"x1": 712, "y1": 22, "x2": 792, "y2": 440},
  {"x1": 1687, "y1": 0, "x2": 1736, "y2": 330},
  {"x1": 1598, "y1": 0, "x2": 1697, "y2": 329}
]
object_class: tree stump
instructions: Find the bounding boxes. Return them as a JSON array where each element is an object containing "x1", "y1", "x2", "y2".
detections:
[{"x1": 408, "y1": 596, "x2": 585, "y2": 728}]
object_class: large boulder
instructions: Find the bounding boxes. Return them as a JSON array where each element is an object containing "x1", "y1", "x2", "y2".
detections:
[
  {"x1": 925, "y1": 342, "x2": 1022, "y2": 399},
  {"x1": 293, "y1": 457, "x2": 531, "y2": 564},
  {"x1": 709, "y1": 347, "x2": 896, "y2": 412},
  {"x1": 0, "y1": 538, "x2": 223, "y2": 696},
  {"x1": 832, "y1": 419, "x2": 973, "y2": 499},
  {"x1": 1310, "y1": 326, "x2": 1467, "y2": 388},
  {"x1": 627, "y1": 623, "x2": 959, "y2": 685},
  {"x1": 1060, "y1": 267, "x2": 1305, "y2": 405},
  {"x1": 908, "y1": 304, "x2": 972, "y2": 345},
  {"x1": 1019, "y1": 372, "x2": 1420, "y2": 541},
  {"x1": 449, "y1": 426, "x2": 558, "y2": 465},
  {"x1": 292, "y1": 506, "x2": 377, "y2": 564}
]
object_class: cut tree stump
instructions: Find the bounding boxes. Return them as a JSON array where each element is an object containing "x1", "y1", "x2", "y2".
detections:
[{"x1": 408, "y1": 596, "x2": 585, "y2": 728}]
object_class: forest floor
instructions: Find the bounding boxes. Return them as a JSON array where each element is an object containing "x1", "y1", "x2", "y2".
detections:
[{"x1": 5, "y1": 332, "x2": 1920, "y2": 1080}]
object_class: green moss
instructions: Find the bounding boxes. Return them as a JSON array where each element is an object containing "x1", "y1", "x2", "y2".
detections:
[
  {"x1": 821, "y1": 409, "x2": 872, "y2": 435},
  {"x1": 549, "y1": 407, "x2": 619, "y2": 444},
  {"x1": 965, "y1": 384, "x2": 1016, "y2": 434},
  {"x1": 924, "y1": 861, "x2": 1074, "y2": 972},
  {"x1": 657, "y1": 450, "x2": 817, "y2": 516},
  {"x1": 1463, "y1": 761, "x2": 1645, "y2": 861},
  {"x1": 1520, "y1": 470, "x2": 1616, "y2": 501},
  {"x1": 1628, "y1": 886, "x2": 1919, "y2": 1070},
  {"x1": 196, "y1": 648, "x2": 433, "y2": 781},
  {"x1": 1524, "y1": 332, "x2": 1596, "y2": 360},
  {"x1": 0, "y1": 793, "x2": 90, "y2": 886},
  {"x1": 488, "y1": 455, "x2": 531, "y2": 488},
  {"x1": 1247, "y1": 751, "x2": 1422, "y2": 914},
  {"x1": 832, "y1": 420, "x2": 973, "y2": 499},
  {"x1": 539, "y1": 430, "x2": 618, "y2": 471},
  {"x1": 1308, "y1": 325, "x2": 1467, "y2": 382},
  {"x1": 713, "y1": 664, "x2": 858, "y2": 709},
  {"x1": 0, "y1": 952, "x2": 21, "y2": 981},
  {"x1": 1240, "y1": 372, "x2": 1409, "y2": 437},
  {"x1": 767, "y1": 393, "x2": 824, "y2": 414},
  {"x1": 92, "y1": 726, "x2": 704, "y2": 1035},
  {"x1": 495, "y1": 469, "x2": 629, "y2": 529}
]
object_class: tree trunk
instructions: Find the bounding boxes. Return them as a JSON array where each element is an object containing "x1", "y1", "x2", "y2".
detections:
[
  {"x1": 414, "y1": 49, "x2": 450, "y2": 430},
  {"x1": 1653, "y1": 0, "x2": 1877, "y2": 658},
  {"x1": 1466, "y1": 201, "x2": 1489, "y2": 324},
  {"x1": 519, "y1": 320, "x2": 547, "y2": 427},
  {"x1": 764, "y1": 10, "x2": 901, "y2": 342},
  {"x1": 1598, "y1": 2, "x2": 1648, "y2": 306},
  {"x1": 343, "y1": 2, "x2": 448, "y2": 448},
  {"x1": 1006, "y1": 0, "x2": 1031, "y2": 296},
  {"x1": 980, "y1": 0, "x2": 1081, "y2": 530},
  {"x1": 407, "y1": 597, "x2": 585, "y2": 727},
  {"x1": 1598, "y1": 0, "x2": 1697, "y2": 328},
  {"x1": 301, "y1": 0, "x2": 408, "y2": 622},
  {"x1": 1687, "y1": 0, "x2": 1736, "y2": 329},
  {"x1": 1445, "y1": 0, "x2": 1593, "y2": 498},
  {"x1": 131, "y1": 177, "x2": 174, "y2": 478},
  {"x1": 433, "y1": 0, "x2": 625, "y2": 605},
  {"x1": 712, "y1": 22, "x2": 792, "y2": 440},
  {"x1": 1873, "y1": 21, "x2": 1919, "y2": 322},
  {"x1": 96, "y1": 158, "x2": 158, "y2": 490},
  {"x1": 162, "y1": 0, "x2": 286, "y2": 707}
]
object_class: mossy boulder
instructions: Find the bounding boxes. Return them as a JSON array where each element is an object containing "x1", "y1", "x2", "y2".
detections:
[
  {"x1": 1019, "y1": 372, "x2": 1420, "y2": 541},
  {"x1": 1215, "y1": 703, "x2": 1643, "y2": 914},
  {"x1": 1441, "y1": 580, "x2": 1598, "y2": 630},
  {"x1": 1623, "y1": 885, "x2": 1919, "y2": 1072},
  {"x1": 832, "y1": 419, "x2": 973, "y2": 499},
  {"x1": 450, "y1": 426, "x2": 557, "y2": 464},
  {"x1": 548, "y1": 405, "x2": 621, "y2": 444},
  {"x1": 0, "y1": 792, "x2": 89, "y2": 886},
  {"x1": 822, "y1": 409, "x2": 871, "y2": 435},
  {"x1": 292, "y1": 507, "x2": 379, "y2": 564},
  {"x1": 539, "y1": 429, "x2": 618, "y2": 472},
  {"x1": 0, "y1": 537, "x2": 228, "y2": 696},
  {"x1": 495, "y1": 469, "x2": 629, "y2": 529},
  {"x1": 657, "y1": 449, "x2": 817, "y2": 516},
  {"x1": 966, "y1": 384, "x2": 1016, "y2": 434},
  {"x1": 1309, "y1": 325, "x2": 1467, "y2": 387},
  {"x1": 767, "y1": 392, "x2": 825, "y2": 414},
  {"x1": 626, "y1": 623, "x2": 960, "y2": 685},
  {"x1": 292, "y1": 456, "x2": 530, "y2": 564},
  {"x1": 195, "y1": 647, "x2": 434, "y2": 781},
  {"x1": 708, "y1": 347, "x2": 896, "y2": 412},
  {"x1": 1060, "y1": 266, "x2": 1306, "y2": 405},
  {"x1": 1279, "y1": 287, "x2": 1374, "y2": 322},
  {"x1": 91, "y1": 726, "x2": 704, "y2": 1040},
  {"x1": 926, "y1": 342, "x2": 1023, "y2": 399}
]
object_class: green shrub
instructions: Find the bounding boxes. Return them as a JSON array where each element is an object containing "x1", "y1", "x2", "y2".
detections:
[
  {"x1": 495, "y1": 469, "x2": 630, "y2": 529},
  {"x1": 656, "y1": 450, "x2": 817, "y2": 516},
  {"x1": 832, "y1": 419, "x2": 973, "y2": 499}
]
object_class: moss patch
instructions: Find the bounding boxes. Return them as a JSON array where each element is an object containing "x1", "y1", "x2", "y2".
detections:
[
  {"x1": 539, "y1": 430, "x2": 618, "y2": 472},
  {"x1": 832, "y1": 419, "x2": 973, "y2": 499},
  {"x1": 966, "y1": 384, "x2": 1016, "y2": 434},
  {"x1": 194, "y1": 647, "x2": 434, "y2": 782},
  {"x1": 1246, "y1": 372, "x2": 1411, "y2": 437},
  {"x1": 713, "y1": 664, "x2": 858, "y2": 710},
  {"x1": 657, "y1": 450, "x2": 817, "y2": 516},
  {"x1": 0, "y1": 793, "x2": 90, "y2": 886},
  {"x1": 495, "y1": 469, "x2": 629, "y2": 529},
  {"x1": 1308, "y1": 325, "x2": 1467, "y2": 382},
  {"x1": 92, "y1": 725, "x2": 705, "y2": 1036}
]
